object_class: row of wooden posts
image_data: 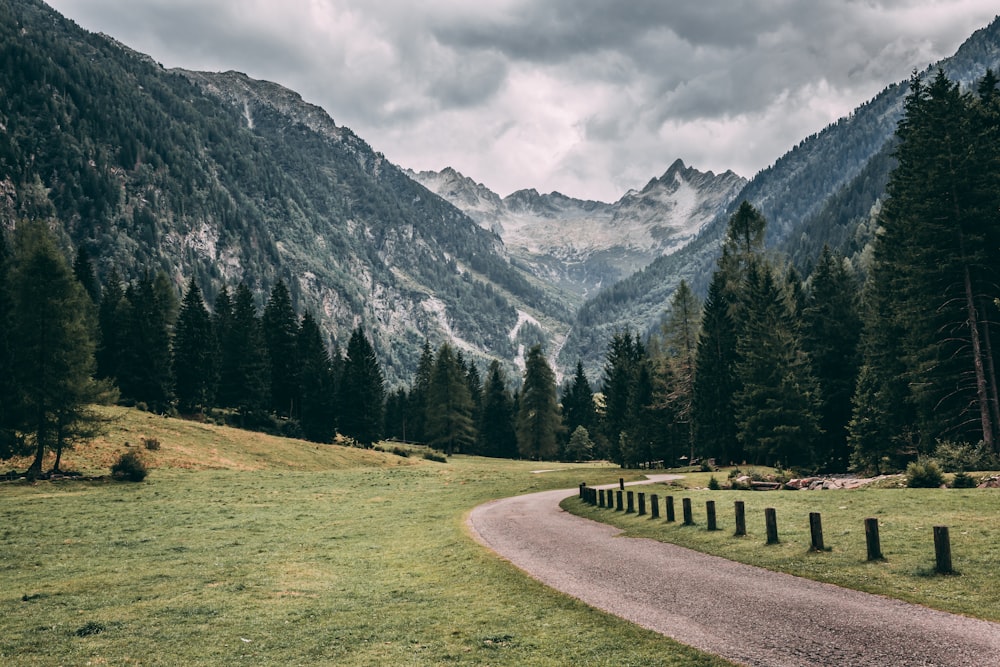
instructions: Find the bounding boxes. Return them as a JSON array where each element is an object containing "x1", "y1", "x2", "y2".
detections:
[{"x1": 579, "y1": 480, "x2": 955, "y2": 575}]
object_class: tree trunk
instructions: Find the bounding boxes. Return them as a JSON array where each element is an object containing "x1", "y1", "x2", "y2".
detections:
[{"x1": 962, "y1": 262, "x2": 993, "y2": 451}]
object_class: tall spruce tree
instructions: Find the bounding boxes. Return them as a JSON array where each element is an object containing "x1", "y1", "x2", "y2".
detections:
[
  {"x1": 407, "y1": 341, "x2": 435, "y2": 443},
  {"x1": 0, "y1": 230, "x2": 24, "y2": 458},
  {"x1": 222, "y1": 283, "x2": 270, "y2": 421},
  {"x1": 601, "y1": 330, "x2": 645, "y2": 466},
  {"x1": 855, "y1": 70, "x2": 1000, "y2": 455},
  {"x1": 172, "y1": 277, "x2": 215, "y2": 413},
  {"x1": 478, "y1": 360, "x2": 517, "y2": 458},
  {"x1": 516, "y1": 345, "x2": 562, "y2": 460},
  {"x1": 212, "y1": 286, "x2": 235, "y2": 407},
  {"x1": 561, "y1": 361, "x2": 597, "y2": 453},
  {"x1": 339, "y1": 326, "x2": 384, "y2": 446},
  {"x1": 297, "y1": 311, "x2": 335, "y2": 443},
  {"x1": 656, "y1": 280, "x2": 701, "y2": 463},
  {"x1": 119, "y1": 273, "x2": 173, "y2": 412},
  {"x1": 425, "y1": 343, "x2": 476, "y2": 455},
  {"x1": 95, "y1": 267, "x2": 126, "y2": 382},
  {"x1": 72, "y1": 246, "x2": 100, "y2": 304},
  {"x1": 8, "y1": 221, "x2": 108, "y2": 477},
  {"x1": 803, "y1": 247, "x2": 862, "y2": 471},
  {"x1": 262, "y1": 280, "x2": 299, "y2": 417},
  {"x1": 734, "y1": 259, "x2": 822, "y2": 468}
]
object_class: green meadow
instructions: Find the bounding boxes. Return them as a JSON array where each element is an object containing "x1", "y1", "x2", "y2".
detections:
[
  {"x1": 0, "y1": 408, "x2": 731, "y2": 666},
  {"x1": 567, "y1": 473, "x2": 1000, "y2": 622}
]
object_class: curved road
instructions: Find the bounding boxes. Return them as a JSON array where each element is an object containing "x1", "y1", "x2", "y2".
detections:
[{"x1": 467, "y1": 478, "x2": 1000, "y2": 666}]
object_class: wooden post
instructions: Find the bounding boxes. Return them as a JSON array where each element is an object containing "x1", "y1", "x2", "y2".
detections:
[
  {"x1": 579, "y1": 482, "x2": 586, "y2": 499},
  {"x1": 864, "y1": 518, "x2": 883, "y2": 560},
  {"x1": 809, "y1": 512, "x2": 825, "y2": 551},
  {"x1": 598, "y1": 489, "x2": 605, "y2": 508},
  {"x1": 934, "y1": 526, "x2": 953, "y2": 574},
  {"x1": 734, "y1": 500, "x2": 746, "y2": 537},
  {"x1": 619, "y1": 478, "x2": 625, "y2": 491},
  {"x1": 650, "y1": 494, "x2": 660, "y2": 519},
  {"x1": 666, "y1": 496, "x2": 676, "y2": 523},
  {"x1": 626, "y1": 491, "x2": 635, "y2": 513},
  {"x1": 706, "y1": 500, "x2": 718, "y2": 531},
  {"x1": 682, "y1": 497, "x2": 694, "y2": 525},
  {"x1": 616, "y1": 490, "x2": 624, "y2": 511},
  {"x1": 638, "y1": 492, "x2": 646, "y2": 516},
  {"x1": 765, "y1": 507, "x2": 779, "y2": 544}
]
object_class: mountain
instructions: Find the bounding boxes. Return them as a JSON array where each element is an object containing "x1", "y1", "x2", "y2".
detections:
[
  {"x1": 409, "y1": 160, "x2": 745, "y2": 298},
  {"x1": 0, "y1": 0, "x2": 573, "y2": 383},
  {"x1": 557, "y1": 14, "x2": 1000, "y2": 375}
]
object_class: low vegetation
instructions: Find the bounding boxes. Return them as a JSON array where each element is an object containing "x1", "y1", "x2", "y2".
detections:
[{"x1": 0, "y1": 408, "x2": 730, "y2": 666}]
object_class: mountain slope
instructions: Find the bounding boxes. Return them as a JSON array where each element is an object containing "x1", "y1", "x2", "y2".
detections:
[
  {"x1": 409, "y1": 160, "x2": 745, "y2": 298},
  {"x1": 0, "y1": 0, "x2": 574, "y2": 382},
  {"x1": 558, "y1": 14, "x2": 1000, "y2": 375}
]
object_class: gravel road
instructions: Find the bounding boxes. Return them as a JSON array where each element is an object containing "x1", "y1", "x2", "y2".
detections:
[{"x1": 467, "y1": 478, "x2": 1000, "y2": 666}]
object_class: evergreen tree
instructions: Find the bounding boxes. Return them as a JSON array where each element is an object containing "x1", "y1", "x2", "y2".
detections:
[
  {"x1": 516, "y1": 345, "x2": 562, "y2": 460},
  {"x1": 655, "y1": 280, "x2": 701, "y2": 463},
  {"x1": 7, "y1": 221, "x2": 109, "y2": 477},
  {"x1": 407, "y1": 341, "x2": 435, "y2": 443},
  {"x1": 478, "y1": 360, "x2": 518, "y2": 459},
  {"x1": 95, "y1": 267, "x2": 126, "y2": 382},
  {"x1": 803, "y1": 247, "x2": 862, "y2": 471},
  {"x1": 601, "y1": 330, "x2": 645, "y2": 466},
  {"x1": 118, "y1": 273, "x2": 173, "y2": 411},
  {"x1": 565, "y1": 425, "x2": 595, "y2": 462},
  {"x1": 383, "y1": 387, "x2": 409, "y2": 441},
  {"x1": 561, "y1": 361, "x2": 597, "y2": 453},
  {"x1": 734, "y1": 260, "x2": 822, "y2": 468},
  {"x1": 465, "y1": 359, "x2": 484, "y2": 450},
  {"x1": 425, "y1": 344, "x2": 476, "y2": 455},
  {"x1": 72, "y1": 245, "x2": 100, "y2": 304},
  {"x1": 262, "y1": 280, "x2": 299, "y2": 417},
  {"x1": 692, "y1": 271, "x2": 740, "y2": 464},
  {"x1": 856, "y1": 70, "x2": 1000, "y2": 453},
  {"x1": 212, "y1": 286, "x2": 235, "y2": 407},
  {"x1": 172, "y1": 277, "x2": 215, "y2": 413},
  {"x1": 222, "y1": 283, "x2": 270, "y2": 420},
  {"x1": 297, "y1": 311, "x2": 335, "y2": 442},
  {"x1": 339, "y1": 326, "x2": 384, "y2": 446},
  {"x1": 0, "y1": 230, "x2": 25, "y2": 458}
]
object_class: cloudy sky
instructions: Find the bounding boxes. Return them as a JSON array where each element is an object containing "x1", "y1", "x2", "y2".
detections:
[{"x1": 46, "y1": 1, "x2": 999, "y2": 202}]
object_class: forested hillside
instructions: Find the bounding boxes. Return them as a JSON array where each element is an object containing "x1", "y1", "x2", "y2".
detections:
[
  {"x1": 559, "y1": 15, "x2": 1000, "y2": 376},
  {"x1": 0, "y1": 0, "x2": 570, "y2": 383}
]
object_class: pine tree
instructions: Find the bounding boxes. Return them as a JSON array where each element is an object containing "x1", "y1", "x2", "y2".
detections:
[
  {"x1": 172, "y1": 277, "x2": 215, "y2": 413},
  {"x1": 516, "y1": 345, "x2": 562, "y2": 460},
  {"x1": 118, "y1": 273, "x2": 173, "y2": 412},
  {"x1": 692, "y1": 271, "x2": 740, "y2": 464},
  {"x1": 222, "y1": 283, "x2": 270, "y2": 421},
  {"x1": 601, "y1": 330, "x2": 645, "y2": 466},
  {"x1": 735, "y1": 260, "x2": 822, "y2": 468},
  {"x1": 561, "y1": 361, "x2": 597, "y2": 451},
  {"x1": 95, "y1": 267, "x2": 126, "y2": 382},
  {"x1": 72, "y1": 245, "x2": 100, "y2": 304},
  {"x1": 478, "y1": 360, "x2": 517, "y2": 459},
  {"x1": 8, "y1": 221, "x2": 109, "y2": 477},
  {"x1": 262, "y1": 280, "x2": 299, "y2": 417},
  {"x1": 212, "y1": 286, "x2": 235, "y2": 407},
  {"x1": 407, "y1": 341, "x2": 435, "y2": 443},
  {"x1": 425, "y1": 344, "x2": 476, "y2": 455},
  {"x1": 803, "y1": 247, "x2": 862, "y2": 471},
  {"x1": 0, "y1": 230, "x2": 25, "y2": 458},
  {"x1": 656, "y1": 280, "x2": 701, "y2": 463},
  {"x1": 297, "y1": 311, "x2": 335, "y2": 443},
  {"x1": 339, "y1": 326, "x2": 384, "y2": 446}
]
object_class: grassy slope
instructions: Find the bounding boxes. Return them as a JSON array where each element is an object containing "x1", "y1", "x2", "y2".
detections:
[
  {"x1": 568, "y1": 471, "x2": 1000, "y2": 623},
  {"x1": 0, "y1": 408, "x2": 731, "y2": 666}
]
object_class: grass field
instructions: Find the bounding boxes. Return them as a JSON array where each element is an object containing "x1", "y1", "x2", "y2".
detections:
[
  {"x1": 0, "y1": 408, "x2": 732, "y2": 666},
  {"x1": 566, "y1": 472, "x2": 1000, "y2": 623}
]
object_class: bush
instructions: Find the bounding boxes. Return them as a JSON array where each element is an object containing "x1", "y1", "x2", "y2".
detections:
[
  {"x1": 699, "y1": 460, "x2": 713, "y2": 472},
  {"x1": 951, "y1": 471, "x2": 977, "y2": 489},
  {"x1": 142, "y1": 437, "x2": 160, "y2": 451},
  {"x1": 707, "y1": 475, "x2": 720, "y2": 490},
  {"x1": 905, "y1": 458, "x2": 943, "y2": 488},
  {"x1": 422, "y1": 451, "x2": 447, "y2": 463},
  {"x1": 111, "y1": 450, "x2": 148, "y2": 482}
]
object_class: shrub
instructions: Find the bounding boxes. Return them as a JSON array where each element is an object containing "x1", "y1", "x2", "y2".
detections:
[
  {"x1": 951, "y1": 471, "x2": 977, "y2": 489},
  {"x1": 707, "y1": 475, "x2": 720, "y2": 490},
  {"x1": 142, "y1": 437, "x2": 160, "y2": 451},
  {"x1": 933, "y1": 440, "x2": 981, "y2": 472},
  {"x1": 111, "y1": 450, "x2": 148, "y2": 482},
  {"x1": 699, "y1": 460, "x2": 713, "y2": 472},
  {"x1": 422, "y1": 451, "x2": 447, "y2": 463},
  {"x1": 905, "y1": 458, "x2": 943, "y2": 488}
]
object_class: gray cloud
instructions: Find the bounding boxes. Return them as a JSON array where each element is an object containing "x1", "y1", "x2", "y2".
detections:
[{"x1": 46, "y1": 0, "x2": 999, "y2": 201}]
